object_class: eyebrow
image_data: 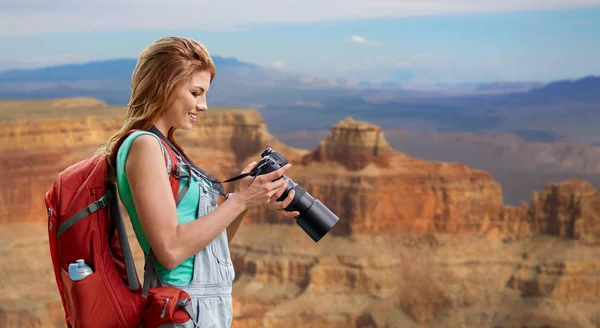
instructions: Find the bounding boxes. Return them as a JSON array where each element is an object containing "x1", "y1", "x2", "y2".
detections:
[{"x1": 193, "y1": 85, "x2": 206, "y2": 92}]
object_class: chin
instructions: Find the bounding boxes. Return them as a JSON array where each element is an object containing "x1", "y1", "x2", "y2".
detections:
[{"x1": 177, "y1": 123, "x2": 194, "y2": 131}]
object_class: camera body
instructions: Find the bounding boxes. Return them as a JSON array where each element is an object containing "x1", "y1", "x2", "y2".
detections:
[{"x1": 254, "y1": 147, "x2": 339, "y2": 242}]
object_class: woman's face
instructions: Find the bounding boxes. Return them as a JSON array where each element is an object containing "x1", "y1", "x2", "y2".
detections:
[{"x1": 163, "y1": 70, "x2": 211, "y2": 131}]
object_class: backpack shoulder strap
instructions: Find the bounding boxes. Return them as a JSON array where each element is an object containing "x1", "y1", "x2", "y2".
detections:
[
  {"x1": 112, "y1": 129, "x2": 191, "y2": 213},
  {"x1": 157, "y1": 138, "x2": 190, "y2": 207}
]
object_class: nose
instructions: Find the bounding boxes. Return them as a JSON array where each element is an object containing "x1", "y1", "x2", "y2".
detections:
[{"x1": 196, "y1": 101, "x2": 207, "y2": 112}]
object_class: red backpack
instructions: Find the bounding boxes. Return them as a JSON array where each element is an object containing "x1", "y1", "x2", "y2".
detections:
[{"x1": 45, "y1": 129, "x2": 200, "y2": 328}]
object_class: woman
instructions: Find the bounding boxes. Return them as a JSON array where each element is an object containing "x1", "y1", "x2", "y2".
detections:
[{"x1": 96, "y1": 36, "x2": 300, "y2": 327}]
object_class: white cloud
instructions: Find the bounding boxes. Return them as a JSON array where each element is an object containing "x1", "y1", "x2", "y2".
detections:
[
  {"x1": 350, "y1": 36, "x2": 368, "y2": 44},
  {"x1": 271, "y1": 60, "x2": 286, "y2": 68},
  {"x1": 348, "y1": 35, "x2": 386, "y2": 46},
  {"x1": 2, "y1": 0, "x2": 600, "y2": 36}
]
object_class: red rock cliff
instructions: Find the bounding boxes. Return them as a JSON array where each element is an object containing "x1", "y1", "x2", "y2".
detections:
[
  {"x1": 2, "y1": 98, "x2": 600, "y2": 328},
  {"x1": 303, "y1": 116, "x2": 395, "y2": 170},
  {"x1": 528, "y1": 179, "x2": 600, "y2": 243},
  {"x1": 246, "y1": 117, "x2": 509, "y2": 237},
  {"x1": 0, "y1": 98, "x2": 305, "y2": 226}
]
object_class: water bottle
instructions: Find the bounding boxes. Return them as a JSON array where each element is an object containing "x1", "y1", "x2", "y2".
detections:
[{"x1": 68, "y1": 259, "x2": 93, "y2": 281}]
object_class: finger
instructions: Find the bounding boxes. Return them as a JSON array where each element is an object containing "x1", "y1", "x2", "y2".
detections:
[
  {"x1": 267, "y1": 186, "x2": 284, "y2": 199},
  {"x1": 263, "y1": 195, "x2": 272, "y2": 204},
  {"x1": 275, "y1": 180, "x2": 289, "y2": 199},
  {"x1": 266, "y1": 178, "x2": 287, "y2": 194},
  {"x1": 262, "y1": 164, "x2": 291, "y2": 182},
  {"x1": 280, "y1": 189, "x2": 295, "y2": 208},
  {"x1": 278, "y1": 209, "x2": 300, "y2": 218},
  {"x1": 273, "y1": 179, "x2": 289, "y2": 199},
  {"x1": 240, "y1": 161, "x2": 258, "y2": 174}
]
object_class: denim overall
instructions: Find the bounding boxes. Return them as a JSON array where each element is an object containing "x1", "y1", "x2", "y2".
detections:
[
  {"x1": 143, "y1": 177, "x2": 235, "y2": 328},
  {"x1": 161, "y1": 180, "x2": 235, "y2": 328},
  {"x1": 141, "y1": 128, "x2": 236, "y2": 328}
]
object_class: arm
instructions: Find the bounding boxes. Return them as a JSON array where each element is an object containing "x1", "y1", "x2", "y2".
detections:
[
  {"x1": 224, "y1": 161, "x2": 256, "y2": 243},
  {"x1": 126, "y1": 135, "x2": 289, "y2": 270},
  {"x1": 226, "y1": 173, "x2": 301, "y2": 243},
  {"x1": 226, "y1": 209, "x2": 247, "y2": 244}
]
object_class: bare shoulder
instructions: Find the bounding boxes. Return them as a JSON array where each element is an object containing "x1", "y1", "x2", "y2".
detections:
[
  {"x1": 130, "y1": 133, "x2": 162, "y2": 152},
  {"x1": 126, "y1": 133, "x2": 164, "y2": 176}
]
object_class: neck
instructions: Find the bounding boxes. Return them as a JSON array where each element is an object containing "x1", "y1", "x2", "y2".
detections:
[{"x1": 152, "y1": 118, "x2": 171, "y2": 137}]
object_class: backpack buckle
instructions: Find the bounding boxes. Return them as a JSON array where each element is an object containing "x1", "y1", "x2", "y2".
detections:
[{"x1": 174, "y1": 163, "x2": 190, "y2": 179}]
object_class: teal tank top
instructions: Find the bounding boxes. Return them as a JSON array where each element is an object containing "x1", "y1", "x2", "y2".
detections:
[{"x1": 115, "y1": 131, "x2": 210, "y2": 286}]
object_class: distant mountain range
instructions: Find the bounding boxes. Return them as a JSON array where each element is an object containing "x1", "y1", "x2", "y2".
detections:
[
  {"x1": 0, "y1": 56, "x2": 598, "y2": 144},
  {"x1": 516, "y1": 75, "x2": 600, "y2": 103},
  {"x1": 0, "y1": 56, "x2": 292, "y2": 84},
  {"x1": 1, "y1": 56, "x2": 597, "y2": 104},
  {"x1": 0, "y1": 56, "x2": 359, "y2": 106}
]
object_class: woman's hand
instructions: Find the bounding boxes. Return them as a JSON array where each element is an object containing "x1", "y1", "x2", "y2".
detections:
[
  {"x1": 233, "y1": 161, "x2": 258, "y2": 194},
  {"x1": 265, "y1": 179, "x2": 300, "y2": 218},
  {"x1": 232, "y1": 162, "x2": 293, "y2": 210}
]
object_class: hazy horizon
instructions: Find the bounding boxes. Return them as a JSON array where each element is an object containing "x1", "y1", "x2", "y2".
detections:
[{"x1": 2, "y1": 2, "x2": 600, "y2": 85}]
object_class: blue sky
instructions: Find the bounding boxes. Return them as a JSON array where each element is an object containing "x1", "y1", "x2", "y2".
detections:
[{"x1": 1, "y1": 1, "x2": 599, "y2": 85}]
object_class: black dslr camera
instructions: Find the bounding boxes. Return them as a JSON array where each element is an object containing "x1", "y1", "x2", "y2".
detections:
[{"x1": 251, "y1": 147, "x2": 339, "y2": 242}]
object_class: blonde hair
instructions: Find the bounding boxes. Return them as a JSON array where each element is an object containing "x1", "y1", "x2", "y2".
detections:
[{"x1": 96, "y1": 36, "x2": 216, "y2": 182}]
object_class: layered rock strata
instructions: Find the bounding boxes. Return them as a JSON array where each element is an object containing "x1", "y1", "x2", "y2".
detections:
[
  {"x1": 0, "y1": 99, "x2": 302, "y2": 226},
  {"x1": 1, "y1": 98, "x2": 600, "y2": 327},
  {"x1": 303, "y1": 117, "x2": 395, "y2": 170}
]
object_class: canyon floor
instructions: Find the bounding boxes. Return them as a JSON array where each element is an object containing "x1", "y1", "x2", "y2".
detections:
[{"x1": 2, "y1": 222, "x2": 599, "y2": 328}]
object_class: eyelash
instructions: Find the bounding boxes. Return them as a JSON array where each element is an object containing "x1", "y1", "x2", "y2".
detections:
[{"x1": 191, "y1": 92, "x2": 201, "y2": 97}]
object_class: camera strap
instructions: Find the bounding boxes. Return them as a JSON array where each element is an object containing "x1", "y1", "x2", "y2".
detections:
[
  {"x1": 221, "y1": 160, "x2": 272, "y2": 183},
  {"x1": 149, "y1": 125, "x2": 227, "y2": 196},
  {"x1": 148, "y1": 126, "x2": 269, "y2": 196}
]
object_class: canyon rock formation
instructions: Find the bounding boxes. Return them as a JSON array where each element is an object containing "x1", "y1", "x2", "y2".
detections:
[{"x1": 1, "y1": 98, "x2": 599, "y2": 327}]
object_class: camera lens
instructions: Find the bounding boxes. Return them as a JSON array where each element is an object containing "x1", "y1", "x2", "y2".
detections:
[
  {"x1": 296, "y1": 200, "x2": 339, "y2": 242},
  {"x1": 279, "y1": 182, "x2": 339, "y2": 242},
  {"x1": 258, "y1": 148, "x2": 340, "y2": 242}
]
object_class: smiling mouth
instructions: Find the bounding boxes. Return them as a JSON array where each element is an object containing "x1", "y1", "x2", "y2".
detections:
[{"x1": 188, "y1": 113, "x2": 197, "y2": 120}]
